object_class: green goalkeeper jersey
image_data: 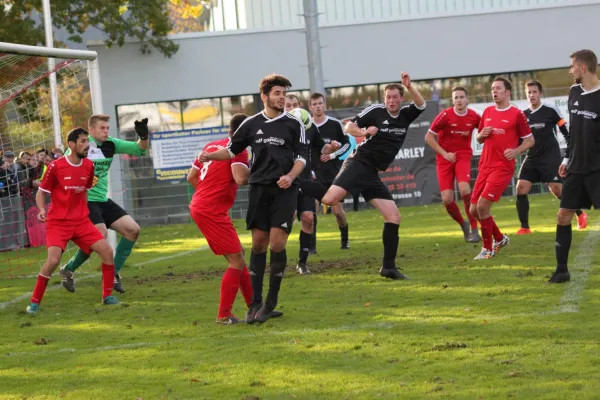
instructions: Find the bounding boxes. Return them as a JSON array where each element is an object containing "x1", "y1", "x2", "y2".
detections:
[{"x1": 66, "y1": 136, "x2": 147, "y2": 202}]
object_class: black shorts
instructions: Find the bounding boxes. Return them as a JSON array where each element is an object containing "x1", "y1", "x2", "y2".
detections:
[
  {"x1": 297, "y1": 192, "x2": 316, "y2": 217},
  {"x1": 246, "y1": 183, "x2": 297, "y2": 234},
  {"x1": 560, "y1": 170, "x2": 600, "y2": 210},
  {"x1": 332, "y1": 158, "x2": 393, "y2": 202},
  {"x1": 518, "y1": 156, "x2": 562, "y2": 183},
  {"x1": 88, "y1": 199, "x2": 129, "y2": 228}
]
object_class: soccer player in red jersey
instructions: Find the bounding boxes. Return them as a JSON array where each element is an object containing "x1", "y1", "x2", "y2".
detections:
[
  {"x1": 187, "y1": 114, "x2": 282, "y2": 324},
  {"x1": 26, "y1": 128, "x2": 118, "y2": 314},
  {"x1": 426, "y1": 86, "x2": 481, "y2": 243},
  {"x1": 470, "y1": 76, "x2": 535, "y2": 260}
]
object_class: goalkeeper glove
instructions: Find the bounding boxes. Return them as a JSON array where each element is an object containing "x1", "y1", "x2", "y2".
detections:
[{"x1": 134, "y1": 118, "x2": 150, "y2": 140}]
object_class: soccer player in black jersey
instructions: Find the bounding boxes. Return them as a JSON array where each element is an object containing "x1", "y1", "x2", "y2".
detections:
[
  {"x1": 515, "y1": 80, "x2": 587, "y2": 234},
  {"x1": 300, "y1": 72, "x2": 425, "y2": 280},
  {"x1": 550, "y1": 49, "x2": 600, "y2": 283},
  {"x1": 309, "y1": 93, "x2": 351, "y2": 250},
  {"x1": 199, "y1": 74, "x2": 310, "y2": 322},
  {"x1": 283, "y1": 95, "x2": 340, "y2": 274}
]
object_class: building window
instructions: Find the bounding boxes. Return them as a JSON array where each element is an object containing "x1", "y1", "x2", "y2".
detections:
[{"x1": 180, "y1": 98, "x2": 222, "y2": 129}]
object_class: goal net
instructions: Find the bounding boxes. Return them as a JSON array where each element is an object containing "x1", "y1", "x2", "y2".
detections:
[{"x1": 0, "y1": 43, "x2": 101, "y2": 278}]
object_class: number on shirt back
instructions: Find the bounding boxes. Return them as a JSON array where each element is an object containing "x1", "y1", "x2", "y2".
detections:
[{"x1": 200, "y1": 161, "x2": 213, "y2": 181}]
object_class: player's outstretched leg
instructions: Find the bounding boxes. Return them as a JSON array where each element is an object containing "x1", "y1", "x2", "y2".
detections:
[
  {"x1": 217, "y1": 253, "x2": 246, "y2": 325},
  {"x1": 369, "y1": 198, "x2": 408, "y2": 280},
  {"x1": 457, "y1": 182, "x2": 480, "y2": 243},
  {"x1": 515, "y1": 179, "x2": 533, "y2": 235},
  {"x1": 332, "y1": 204, "x2": 350, "y2": 249},
  {"x1": 246, "y1": 230, "x2": 269, "y2": 324},
  {"x1": 297, "y1": 212, "x2": 313, "y2": 275},
  {"x1": 310, "y1": 211, "x2": 318, "y2": 255},
  {"x1": 26, "y1": 247, "x2": 63, "y2": 314},
  {"x1": 89, "y1": 239, "x2": 120, "y2": 305},
  {"x1": 549, "y1": 208, "x2": 574, "y2": 283},
  {"x1": 441, "y1": 189, "x2": 470, "y2": 242},
  {"x1": 61, "y1": 249, "x2": 91, "y2": 291},
  {"x1": 549, "y1": 183, "x2": 588, "y2": 231},
  {"x1": 110, "y1": 215, "x2": 141, "y2": 294},
  {"x1": 256, "y1": 225, "x2": 289, "y2": 323}
]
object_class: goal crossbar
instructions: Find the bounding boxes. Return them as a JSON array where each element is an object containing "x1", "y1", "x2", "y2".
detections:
[{"x1": 0, "y1": 42, "x2": 97, "y2": 61}]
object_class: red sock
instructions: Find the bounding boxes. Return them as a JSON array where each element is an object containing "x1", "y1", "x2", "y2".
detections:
[
  {"x1": 491, "y1": 218, "x2": 504, "y2": 242},
  {"x1": 462, "y1": 194, "x2": 478, "y2": 230},
  {"x1": 218, "y1": 268, "x2": 242, "y2": 318},
  {"x1": 31, "y1": 274, "x2": 50, "y2": 304},
  {"x1": 444, "y1": 201, "x2": 465, "y2": 225},
  {"x1": 101, "y1": 263, "x2": 115, "y2": 299},
  {"x1": 240, "y1": 266, "x2": 253, "y2": 307},
  {"x1": 480, "y1": 217, "x2": 494, "y2": 251}
]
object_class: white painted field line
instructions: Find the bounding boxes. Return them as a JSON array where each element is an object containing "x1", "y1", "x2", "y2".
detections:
[
  {"x1": 0, "y1": 245, "x2": 210, "y2": 310},
  {"x1": 1, "y1": 322, "x2": 396, "y2": 358},
  {"x1": 557, "y1": 219, "x2": 600, "y2": 313}
]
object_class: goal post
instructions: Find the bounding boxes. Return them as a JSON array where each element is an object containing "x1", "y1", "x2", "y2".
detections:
[{"x1": 0, "y1": 41, "x2": 115, "y2": 278}]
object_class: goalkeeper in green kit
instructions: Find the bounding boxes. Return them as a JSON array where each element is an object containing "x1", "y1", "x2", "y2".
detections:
[{"x1": 60, "y1": 114, "x2": 149, "y2": 294}]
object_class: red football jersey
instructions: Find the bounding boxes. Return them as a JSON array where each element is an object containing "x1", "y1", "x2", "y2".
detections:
[
  {"x1": 477, "y1": 105, "x2": 532, "y2": 171},
  {"x1": 39, "y1": 156, "x2": 95, "y2": 221},
  {"x1": 429, "y1": 107, "x2": 481, "y2": 155},
  {"x1": 190, "y1": 138, "x2": 249, "y2": 214}
]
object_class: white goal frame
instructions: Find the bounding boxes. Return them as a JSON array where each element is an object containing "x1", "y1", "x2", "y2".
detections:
[{"x1": 0, "y1": 42, "x2": 117, "y2": 249}]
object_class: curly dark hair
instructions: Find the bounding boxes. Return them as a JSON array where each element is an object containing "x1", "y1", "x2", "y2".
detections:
[{"x1": 259, "y1": 74, "x2": 292, "y2": 95}]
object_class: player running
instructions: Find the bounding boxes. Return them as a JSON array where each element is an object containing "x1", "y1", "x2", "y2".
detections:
[
  {"x1": 515, "y1": 79, "x2": 587, "y2": 234},
  {"x1": 187, "y1": 113, "x2": 282, "y2": 324},
  {"x1": 425, "y1": 86, "x2": 481, "y2": 243},
  {"x1": 471, "y1": 76, "x2": 534, "y2": 260},
  {"x1": 60, "y1": 115, "x2": 149, "y2": 294},
  {"x1": 26, "y1": 128, "x2": 119, "y2": 314}
]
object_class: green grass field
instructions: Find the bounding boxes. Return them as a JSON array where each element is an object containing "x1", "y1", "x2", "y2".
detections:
[{"x1": 1, "y1": 194, "x2": 600, "y2": 400}]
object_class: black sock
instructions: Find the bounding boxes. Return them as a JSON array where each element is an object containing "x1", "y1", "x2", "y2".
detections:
[
  {"x1": 249, "y1": 251, "x2": 267, "y2": 304},
  {"x1": 576, "y1": 209, "x2": 583, "y2": 216},
  {"x1": 555, "y1": 224, "x2": 572, "y2": 273},
  {"x1": 311, "y1": 214, "x2": 317, "y2": 250},
  {"x1": 299, "y1": 180, "x2": 327, "y2": 202},
  {"x1": 339, "y1": 223, "x2": 349, "y2": 242},
  {"x1": 299, "y1": 231, "x2": 310, "y2": 264},
  {"x1": 353, "y1": 194, "x2": 360, "y2": 211},
  {"x1": 382, "y1": 222, "x2": 399, "y2": 269},
  {"x1": 266, "y1": 249, "x2": 287, "y2": 308},
  {"x1": 516, "y1": 194, "x2": 530, "y2": 229}
]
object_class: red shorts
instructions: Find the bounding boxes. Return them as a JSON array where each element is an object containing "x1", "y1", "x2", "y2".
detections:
[
  {"x1": 436, "y1": 152, "x2": 472, "y2": 192},
  {"x1": 471, "y1": 168, "x2": 513, "y2": 203},
  {"x1": 46, "y1": 219, "x2": 105, "y2": 254},
  {"x1": 190, "y1": 208, "x2": 242, "y2": 256}
]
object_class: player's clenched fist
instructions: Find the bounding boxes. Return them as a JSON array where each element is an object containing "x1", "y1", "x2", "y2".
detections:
[{"x1": 134, "y1": 118, "x2": 149, "y2": 140}]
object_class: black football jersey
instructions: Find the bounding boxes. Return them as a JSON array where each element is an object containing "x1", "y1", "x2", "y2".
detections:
[
  {"x1": 350, "y1": 103, "x2": 425, "y2": 171},
  {"x1": 301, "y1": 124, "x2": 326, "y2": 180},
  {"x1": 228, "y1": 111, "x2": 309, "y2": 185},
  {"x1": 313, "y1": 116, "x2": 350, "y2": 183},
  {"x1": 566, "y1": 84, "x2": 600, "y2": 174},
  {"x1": 523, "y1": 104, "x2": 564, "y2": 160}
]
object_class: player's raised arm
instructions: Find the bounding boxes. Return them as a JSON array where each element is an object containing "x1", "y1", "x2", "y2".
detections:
[
  {"x1": 402, "y1": 72, "x2": 426, "y2": 109},
  {"x1": 134, "y1": 118, "x2": 150, "y2": 150}
]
